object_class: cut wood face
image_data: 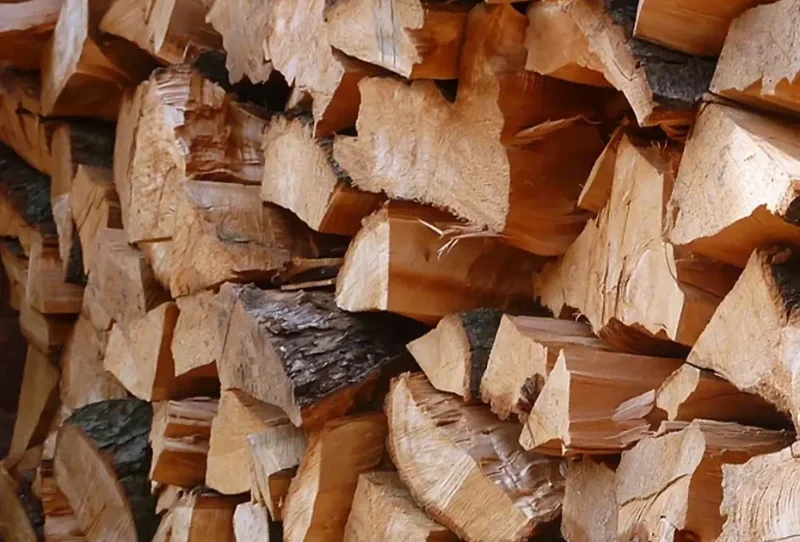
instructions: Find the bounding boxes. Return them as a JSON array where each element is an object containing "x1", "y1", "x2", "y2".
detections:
[
  {"x1": 171, "y1": 289, "x2": 236, "y2": 378},
  {"x1": 233, "y1": 502, "x2": 271, "y2": 542},
  {"x1": 386, "y1": 373, "x2": 565, "y2": 542},
  {"x1": 169, "y1": 492, "x2": 240, "y2": 542},
  {"x1": 69, "y1": 165, "x2": 121, "y2": 275},
  {"x1": 26, "y1": 237, "x2": 84, "y2": 315},
  {"x1": 19, "y1": 300, "x2": 74, "y2": 354},
  {"x1": 561, "y1": 459, "x2": 616, "y2": 542}
]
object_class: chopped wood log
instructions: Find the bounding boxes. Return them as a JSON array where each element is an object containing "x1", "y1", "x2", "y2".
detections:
[
  {"x1": 7, "y1": 346, "x2": 60, "y2": 467},
  {"x1": 70, "y1": 165, "x2": 121, "y2": 274},
  {"x1": 520, "y1": 346, "x2": 682, "y2": 455},
  {"x1": 0, "y1": 0, "x2": 63, "y2": 70},
  {"x1": 335, "y1": 5, "x2": 611, "y2": 256},
  {"x1": 0, "y1": 73, "x2": 55, "y2": 176},
  {"x1": 283, "y1": 413, "x2": 387, "y2": 542},
  {"x1": 26, "y1": 236, "x2": 84, "y2": 315},
  {"x1": 138, "y1": 240, "x2": 172, "y2": 290},
  {"x1": 386, "y1": 373, "x2": 565, "y2": 542},
  {"x1": 59, "y1": 314, "x2": 128, "y2": 411},
  {"x1": 536, "y1": 136, "x2": 730, "y2": 354},
  {"x1": 0, "y1": 466, "x2": 38, "y2": 542},
  {"x1": 233, "y1": 502, "x2": 270, "y2": 542},
  {"x1": 616, "y1": 420, "x2": 792, "y2": 541},
  {"x1": 324, "y1": 0, "x2": 469, "y2": 80},
  {"x1": 406, "y1": 309, "x2": 502, "y2": 401},
  {"x1": 260, "y1": 114, "x2": 383, "y2": 236},
  {"x1": 1, "y1": 241, "x2": 29, "y2": 310},
  {"x1": 206, "y1": 389, "x2": 292, "y2": 495},
  {"x1": 19, "y1": 301, "x2": 74, "y2": 354},
  {"x1": 39, "y1": 460, "x2": 87, "y2": 542},
  {"x1": 655, "y1": 364, "x2": 787, "y2": 429},
  {"x1": 634, "y1": 0, "x2": 773, "y2": 57},
  {"x1": 335, "y1": 205, "x2": 539, "y2": 323},
  {"x1": 577, "y1": 126, "x2": 623, "y2": 213},
  {"x1": 104, "y1": 302, "x2": 179, "y2": 401},
  {"x1": 343, "y1": 471, "x2": 457, "y2": 542},
  {"x1": 666, "y1": 103, "x2": 800, "y2": 268},
  {"x1": 149, "y1": 398, "x2": 217, "y2": 488},
  {"x1": 218, "y1": 284, "x2": 415, "y2": 427},
  {"x1": 247, "y1": 421, "x2": 308, "y2": 521},
  {"x1": 54, "y1": 399, "x2": 158, "y2": 542},
  {"x1": 561, "y1": 458, "x2": 617, "y2": 542},
  {"x1": 169, "y1": 492, "x2": 239, "y2": 542},
  {"x1": 100, "y1": 0, "x2": 222, "y2": 64},
  {"x1": 480, "y1": 316, "x2": 610, "y2": 421},
  {"x1": 524, "y1": 1, "x2": 610, "y2": 87}
]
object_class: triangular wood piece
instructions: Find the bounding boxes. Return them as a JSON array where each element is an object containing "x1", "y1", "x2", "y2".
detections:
[{"x1": 69, "y1": 165, "x2": 121, "y2": 275}]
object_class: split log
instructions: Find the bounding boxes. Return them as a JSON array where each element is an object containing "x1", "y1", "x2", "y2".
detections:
[
  {"x1": 324, "y1": 0, "x2": 469, "y2": 80},
  {"x1": 406, "y1": 309, "x2": 502, "y2": 401},
  {"x1": 335, "y1": 205, "x2": 539, "y2": 323},
  {"x1": 283, "y1": 413, "x2": 387, "y2": 542},
  {"x1": 138, "y1": 240, "x2": 172, "y2": 290},
  {"x1": 247, "y1": 423, "x2": 308, "y2": 521},
  {"x1": 480, "y1": 316, "x2": 607, "y2": 421},
  {"x1": 0, "y1": 73, "x2": 55, "y2": 176},
  {"x1": 168, "y1": 492, "x2": 239, "y2": 542},
  {"x1": 218, "y1": 284, "x2": 415, "y2": 427},
  {"x1": 343, "y1": 471, "x2": 457, "y2": 542},
  {"x1": 519, "y1": 347, "x2": 683, "y2": 456},
  {"x1": 7, "y1": 347, "x2": 60, "y2": 466},
  {"x1": 206, "y1": 389, "x2": 292, "y2": 495},
  {"x1": 233, "y1": 502, "x2": 270, "y2": 542},
  {"x1": 19, "y1": 301, "x2": 74, "y2": 354},
  {"x1": 386, "y1": 373, "x2": 565, "y2": 542},
  {"x1": 54, "y1": 399, "x2": 158, "y2": 542},
  {"x1": 561, "y1": 458, "x2": 617, "y2": 542},
  {"x1": 666, "y1": 103, "x2": 800, "y2": 268},
  {"x1": 26, "y1": 236, "x2": 84, "y2": 315},
  {"x1": 0, "y1": 466, "x2": 38, "y2": 542},
  {"x1": 149, "y1": 398, "x2": 217, "y2": 488},
  {"x1": 616, "y1": 420, "x2": 792, "y2": 541},
  {"x1": 69, "y1": 165, "x2": 121, "y2": 274},
  {"x1": 39, "y1": 460, "x2": 87, "y2": 542},
  {"x1": 0, "y1": 0, "x2": 63, "y2": 70},
  {"x1": 536, "y1": 135, "x2": 733, "y2": 354},
  {"x1": 577, "y1": 126, "x2": 623, "y2": 213},
  {"x1": 335, "y1": 5, "x2": 611, "y2": 256},
  {"x1": 260, "y1": 114, "x2": 383, "y2": 236}
]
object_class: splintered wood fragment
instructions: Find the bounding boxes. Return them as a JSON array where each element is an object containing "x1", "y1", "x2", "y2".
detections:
[
  {"x1": 524, "y1": 1, "x2": 610, "y2": 87},
  {"x1": 480, "y1": 316, "x2": 610, "y2": 421},
  {"x1": 634, "y1": 0, "x2": 775, "y2": 57},
  {"x1": 150, "y1": 398, "x2": 217, "y2": 488},
  {"x1": 536, "y1": 136, "x2": 728, "y2": 354},
  {"x1": 0, "y1": 466, "x2": 38, "y2": 542},
  {"x1": 70, "y1": 166, "x2": 121, "y2": 274},
  {"x1": 387, "y1": 373, "x2": 565, "y2": 542},
  {"x1": 19, "y1": 301, "x2": 74, "y2": 354},
  {"x1": 616, "y1": 420, "x2": 792, "y2": 542},
  {"x1": 206, "y1": 390, "x2": 293, "y2": 495},
  {"x1": 562, "y1": 0, "x2": 715, "y2": 127},
  {"x1": 656, "y1": 364, "x2": 787, "y2": 428},
  {"x1": 247, "y1": 424, "x2": 308, "y2": 521},
  {"x1": 233, "y1": 502, "x2": 270, "y2": 542},
  {"x1": 26, "y1": 236, "x2": 84, "y2": 314},
  {"x1": 561, "y1": 458, "x2": 617, "y2": 542},
  {"x1": 283, "y1": 413, "x2": 387, "y2": 542},
  {"x1": 7, "y1": 346, "x2": 60, "y2": 466},
  {"x1": 336, "y1": 205, "x2": 539, "y2": 323},
  {"x1": 169, "y1": 492, "x2": 239, "y2": 542},
  {"x1": 406, "y1": 309, "x2": 502, "y2": 401},
  {"x1": 169, "y1": 181, "x2": 324, "y2": 297},
  {"x1": 54, "y1": 400, "x2": 158, "y2": 542},
  {"x1": 0, "y1": 0, "x2": 62, "y2": 70},
  {"x1": 261, "y1": 114, "x2": 383, "y2": 236},
  {"x1": 343, "y1": 471, "x2": 457, "y2": 542},
  {"x1": 577, "y1": 126, "x2": 623, "y2": 213},
  {"x1": 218, "y1": 284, "x2": 414, "y2": 427},
  {"x1": 59, "y1": 314, "x2": 128, "y2": 411},
  {"x1": 666, "y1": 103, "x2": 800, "y2": 268},
  {"x1": 520, "y1": 346, "x2": 683, "y2": 455},
  {"x1": 325, "y1": 0, "x2": 469, "y2": 80}
]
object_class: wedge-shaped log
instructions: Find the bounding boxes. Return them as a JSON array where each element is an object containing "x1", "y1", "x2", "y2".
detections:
[
  {"x1": 0, "y1": 466, "x2": 38, "y2": 542},
  {"x1": 537, "y1": 136, "x2": 734, "y2": 354},
  {"x1": 19, "y1": 301, "x2": 74, "y2": 354},
  {"x1": 325, "y1": 0, "x2": 469, "y2": 80},
  {"x1": 406, "y1": 309, "x2": 502, "y2": 401},
  {"x1": 387, "y1": 373, "x2": 565, "y2": 542},
  {"x1": 218, "y1": 284, "x2": 414, "y2": 427},
  {"x1": 233, "y1": 502, "x2": 271, "y2": 542},
  {"x1": 344, "y1": 471, "x2": 457, "y2": 542},
  {"x1": 617, "y1": 420, "x2": 792, "y2": 542},
  {"x1": 0, "y1": 0, "x2": 62, "y2": 70},
  {"x1": 577, "y1": 126, "x2": 624, "y2": 213},
  {"x1": 26, "y1": 236, "x2": 84, "y2": 314},
  {"x1": 520, "y1": 347, "x2": 683, "y2": 455},
  {"x1": 480, "y1": 316, "x2": 608, "y2": 421},
  {"x1": 335, "y1": 5, "x2": 609, "y2": 256},
  {"x1": 283, "y1": 413, "x2": 387, "y2": 542},
  {"x1": 561, "y1": 458, "x2": 617, "y2": 542},
  {"x1": 54, "y1": 400, "x2": 158, "y2": 542},
  {"x1": 336, "y1": 205, "x2": 539, "y2": 323},
  {"x1": 666, "y1": 103, "x2": 800, "y2": 268},
  {"x1": 168, "y1": 492, "x2": 240, "y2": 542},
  {"x1": 70, "y1": 165, "x2": 121, "y2": 275}
]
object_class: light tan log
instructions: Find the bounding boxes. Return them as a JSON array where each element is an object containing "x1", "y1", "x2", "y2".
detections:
[
  {"x1": 206, "y1": 389, "x2": 293, "y2": 495},
  {"x1": 0, "y1": 466, "x2": 38, "y2": 542},
  {"x1": 0, "y1": 0, "x2": 62, "y2": 70},
  {"x1": 335, "y1": 5, "x2": 610, "y2": 256},
  {"x1": 70, "y1": 165, "x2": 121, "y2": 274},
  {"x1": 138, "y1": 240, "x2": 172, "y2": 290},
  {"x1": 171, "y1": 289, "x2": 235, "y2": 381},
  {"x1": 233, "y1": 502, "x2": 271, "y2": 542},
  {"x1": 480, "y1": 316, "x2": 610, "y2": 421},
  {"x1": 169, "y1": 492, "x2": 239, "y2": 542},
  {"x1": 387, "y1": 373, "x2": 565, "y2": 542},
  {"x1": 343, "y1": 471, "x2": 457, "y2": 542},
  {"x1": 247, "y1": 423, "x2": 308, "y2": 521},
  {"x1": 406, "y1": 309, "x2": 502, "y2": 401},
  {"x1": 26, "y1": 235, "x2": 83, "y2": 314},
  {"x1": 577, "y1": 126, "x2": 623, "y2": 213},
  {"x1": 283, "y1": 413, "x2": 387, "y2": 542},
  {"x1": 325, "y1": 0, "x2": 469, "y2": 80},
  {"x1": 666, "y1": 103, "x2": 800, "y2": 268},
  {"x1": 19, "y1": 301, "x2": 74, "y2": 354},
  {"x1": 519, "y1": 346, "x2": 683, "y2": 455},
  {"x1": 39, "y1": 459, "x2": 88, "y2": 542},
  {"x1": 336, "y1": 204, "x2": 539, "y2": 323},
  {"x1": 561, "y1": 458, "x2": 617, "y2": 542},
  {"x1": 616, "y1": 420, "x2": 792, "y2": 541}
]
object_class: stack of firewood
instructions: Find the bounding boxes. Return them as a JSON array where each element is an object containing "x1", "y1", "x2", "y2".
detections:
[{"x1": 1, "y1": 0, "x2": 800, "y2": 541}]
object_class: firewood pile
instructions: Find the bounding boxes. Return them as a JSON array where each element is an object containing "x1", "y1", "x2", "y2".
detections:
[{"x1": 1, "y1": 0, "x2": 800, "y2": 541}]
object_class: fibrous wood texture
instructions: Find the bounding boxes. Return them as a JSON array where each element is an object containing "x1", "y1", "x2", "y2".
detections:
[
  {"x1": 561, "y1": 458, "x2": 617, "y2": 542},
  {"x1": 19, "y1": 300, "x2": 74, "y2": 354},
  {"x1": 170, "y1": 289, "x2": 232, "y2": 381},
  {"x1": 0, "y1": 73, "x2": 55, "y2": 176},
  {"x1": 168, "y1": 492, "x2": 239, "y2": 542},
  {"x1": 386, "y1": 373, "x2": 565, "y2": 542},
  {"x1": 233, "y1": 502, "x2": 270, "y2": 542},
  {"x1": 0, "y1": 465, "x2": 38, "y2": 542},
  {"x1": 26, "y1": 236, "x2": 84, "y2": 314},
  {"x1": 0, "y1": 0, "x2": 63, "y2": 70},
  {"x1": 69, "y1": 165, "x2": 121, "y2": 275}
]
